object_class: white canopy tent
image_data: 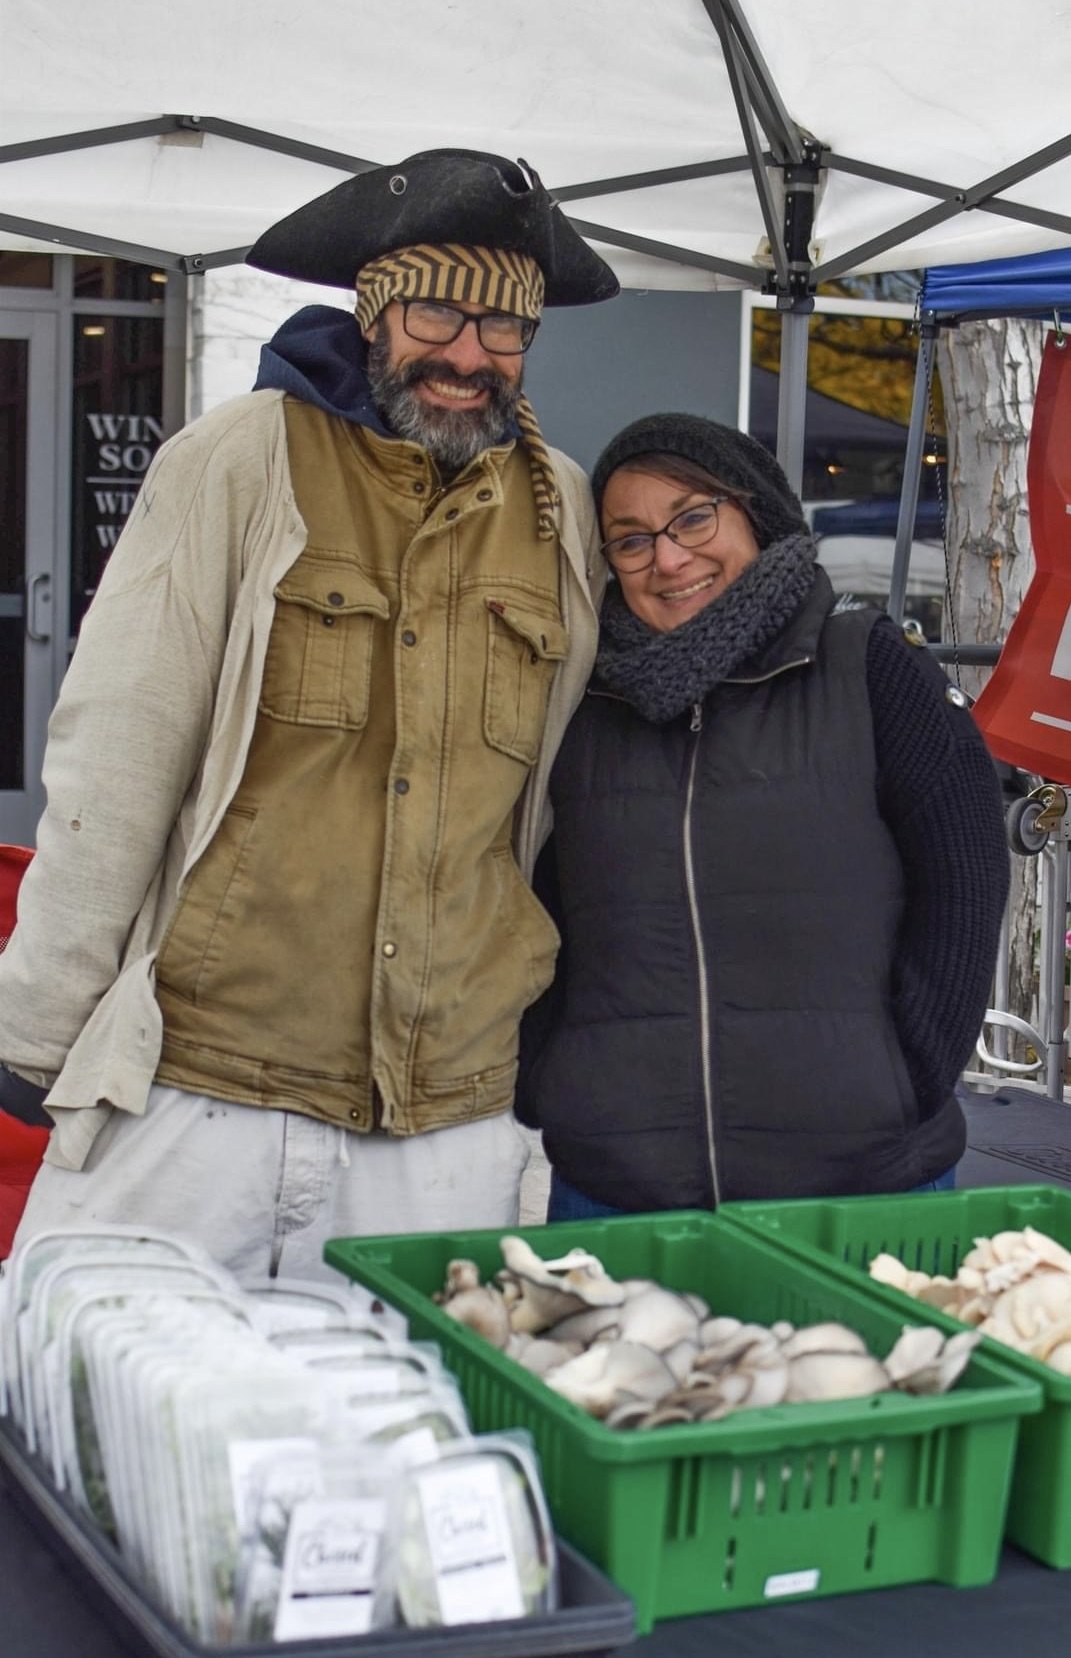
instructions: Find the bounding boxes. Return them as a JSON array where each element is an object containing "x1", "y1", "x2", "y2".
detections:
[{"x1": 4, "y1": 0, "x2": 1071, "y2": 480}]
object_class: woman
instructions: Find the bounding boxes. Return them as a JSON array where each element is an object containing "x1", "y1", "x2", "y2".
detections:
[{"x1": 518, "y1": 414, "x2": 1010, "y2": 1220}]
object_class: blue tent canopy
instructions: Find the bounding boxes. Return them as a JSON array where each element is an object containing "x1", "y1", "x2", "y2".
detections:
[
  {"x1": 811, "y1": 499, "x2": 944, "y2": 539},
  {"x1": 922, "y1": 248, "x2": 1071, "y2": 322}
]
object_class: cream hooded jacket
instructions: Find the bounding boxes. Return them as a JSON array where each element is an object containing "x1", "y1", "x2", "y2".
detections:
[{"x1": 0, "y1": 390, "x2": 604, "y2": 1171}]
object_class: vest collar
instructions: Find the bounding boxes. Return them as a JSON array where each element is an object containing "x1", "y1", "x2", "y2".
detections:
[{"x1": 724, "y1": 564, "x2": 837, "y2": 683}]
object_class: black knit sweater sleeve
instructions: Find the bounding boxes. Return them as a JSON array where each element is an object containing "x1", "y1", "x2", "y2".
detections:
[
  {"x1": 867, "y1": 617, "x2": 1010, "y2": 1114},
  {"x1": 514, "y1": 836, "x2": 565, "y2": 1128}
]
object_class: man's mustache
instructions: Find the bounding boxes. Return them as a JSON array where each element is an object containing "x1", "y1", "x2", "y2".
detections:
[{"x1": 399, "y1": 360, "x2": 510, "y2": 397}]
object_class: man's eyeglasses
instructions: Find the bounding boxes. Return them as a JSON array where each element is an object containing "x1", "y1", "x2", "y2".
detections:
[
  {"x1": 399, "y1": 299, "x2": 538, "y2": 356},
  {"x1": 600, "y1": 497, "x2": 736, "y2": 573}
]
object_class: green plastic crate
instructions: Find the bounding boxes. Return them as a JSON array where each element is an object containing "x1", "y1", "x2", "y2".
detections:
[
  {"x1": 325, "y1": 1211, "x2": 1040, "y2": 1633},
  {"x1": 722, "y1": 1184, "x2": 1071, "y2": 1569}
]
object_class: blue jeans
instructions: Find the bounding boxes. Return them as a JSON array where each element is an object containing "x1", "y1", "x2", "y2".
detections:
[{"x1": 547, "y1": 1166, "x2": 958, "y2": 1222}]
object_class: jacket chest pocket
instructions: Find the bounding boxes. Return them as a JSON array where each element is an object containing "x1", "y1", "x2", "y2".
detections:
[
  {"x1": 483, "y1": 598, "x2": 568, "y2": 765},
  {"x1": 259, "y1": 559, "x2": 391, "y2": 730}
]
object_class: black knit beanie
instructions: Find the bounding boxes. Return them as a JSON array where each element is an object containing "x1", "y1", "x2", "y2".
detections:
[{"x1": 592, "y1": 412, "x2": 808, "y2": 550}]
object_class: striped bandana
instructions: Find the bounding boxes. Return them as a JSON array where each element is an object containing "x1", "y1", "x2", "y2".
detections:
[{"x1": 356, "y1": 243, "x2": 558, "y2": 537}]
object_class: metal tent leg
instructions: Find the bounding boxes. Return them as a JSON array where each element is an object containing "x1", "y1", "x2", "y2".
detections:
[
  {"x1": 889, "y1": 319, "x2": 938, "y2": 625},
  {"x1": 776, "y1": 303, "x2": 810, "y2": 495},
  {"x1": 1040, "y1": 836, "x2": 1071, "y2": 1097}
]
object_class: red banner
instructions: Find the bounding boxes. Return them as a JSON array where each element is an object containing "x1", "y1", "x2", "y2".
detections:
[
  {"x1": 0, "y1": 845, "x2": 47, "y2": 1258},
  {"x1": 972, "y1": 333, "x2": 1071, "y2": 782}
]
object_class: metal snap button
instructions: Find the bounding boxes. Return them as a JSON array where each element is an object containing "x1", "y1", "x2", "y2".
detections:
[
  {"x1": 327, "y1": 591, "x2": 344, "y2": 606},
  {"x1": 394, "y1": 778, "x2": 410, "y2": 795},
  {"x1": 477, "y1": 488, "x2": 493, "y2": 502},
  {"x1": 402, "y1": 629, "x2": 417, "y2": 647},
  {"x1": 382, "y1": 941, "x2": 397, "y2": 958},
  {"x1": 413, "y1": 481, "x2": 426, "y2": 495},
  {"x1": 444, "y1": 507, "x2": 460, "y2": 521},
  {"x1": 946, "y1": 685, "x2": 969, "y2": 707},
  {"x1": 322, "y1": 615, "x2": 336, "y2": 627}
]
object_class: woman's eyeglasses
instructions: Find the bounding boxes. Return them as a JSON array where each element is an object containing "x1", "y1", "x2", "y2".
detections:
[{"x1": 600, "y1": 497, "x2": 735, "y2": 573}]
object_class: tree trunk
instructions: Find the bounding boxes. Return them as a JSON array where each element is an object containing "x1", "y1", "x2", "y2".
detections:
[{"x1": 936, "y1": 319, "x2": 1043, "y2": 1071}]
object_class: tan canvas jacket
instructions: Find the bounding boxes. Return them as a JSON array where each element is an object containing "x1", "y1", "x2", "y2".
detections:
[{"x1": 0, "y1": 389, "x2": 604, "y2": 1170}]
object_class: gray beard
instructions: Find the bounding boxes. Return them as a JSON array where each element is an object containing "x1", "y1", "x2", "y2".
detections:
[{"x1": 366, "y1": 335, "x2": 523, "y2": 472}]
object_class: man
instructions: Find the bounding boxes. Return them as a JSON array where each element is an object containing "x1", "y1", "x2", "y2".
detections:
[{"x1": 0, "y1": 149, "x2": 619, "y2": 1276}]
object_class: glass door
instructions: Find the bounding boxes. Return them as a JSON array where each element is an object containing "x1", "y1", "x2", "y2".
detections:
[{"x1": 0, "y1": 311, "x2": 58, "y2": 846}]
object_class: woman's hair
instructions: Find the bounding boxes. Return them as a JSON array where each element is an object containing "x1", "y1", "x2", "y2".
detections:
[
  {"x1": 610, "y1": 452, "x2": 756, "y2": 527},
  {"x1": 592, "y1": 414, "x2": 808, "y2": 550}
]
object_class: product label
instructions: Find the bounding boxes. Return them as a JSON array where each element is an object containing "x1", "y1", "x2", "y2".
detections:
[
  {"x1": 384, "y1": 1425, "x2": 438, "y2": 1470},
  {"x1": 764, "y1": 1567, "x2": 821, "y2": 1598},
  {"x1": 274, "y1": 1497, "x2": 386, "y2": 1641},
  {"x1": 227, "y1": 1437, "x2": 320, "y2": 1533},
  {"x1": 416, "y1": 1459, "x2": 524, "y2": 1624}
]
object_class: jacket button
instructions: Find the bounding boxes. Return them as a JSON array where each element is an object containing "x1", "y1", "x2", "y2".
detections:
[
  {"x1": 327, "y1": 591, "x2": 344, "y2": 606},
  {"x1": 477, "y1": 488, "x2": 493, "y2": 502},
  {"x1": 413, "y1": 481, "x2": 426, "y2": 495},
  {"x1": 402, "y1": 629, "x2": 417, "y2": 646},
  {"x1": 322, "y1": 615, "x2": 336, "y2": 627},
  {"x1": 394, "y1": 777, "x2": 410, "y2": 794},
  {"x1": 382, "y1": 941, "x2": 397, "y2": 958},
  {"x1": 444, "y1": 507, "x2": 460, "y2": 521},
  {"x1": 349, "y1": 1108, "x2": 360, "y2": 1121}
]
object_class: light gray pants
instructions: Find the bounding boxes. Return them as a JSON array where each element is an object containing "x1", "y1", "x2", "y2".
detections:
[{"x1": 12, "y1": 1085, "x2": 531, "y2": 1282}]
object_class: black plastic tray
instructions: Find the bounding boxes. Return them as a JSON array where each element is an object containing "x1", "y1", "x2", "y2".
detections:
[{"x1": 0, "y1": 1416, "x2": 635, "y2": 1658}]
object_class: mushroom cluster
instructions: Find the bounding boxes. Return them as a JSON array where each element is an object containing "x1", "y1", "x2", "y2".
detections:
[
  {"x1": 435, "y1": 1237, "x2": 978, "y2": 1428},
  {"x1": 870, "y1": 1225, "x2": 1071, "y2": 1374}
]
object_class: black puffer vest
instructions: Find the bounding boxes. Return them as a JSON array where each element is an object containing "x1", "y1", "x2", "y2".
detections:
[{"x1": 529, "y1": 572, "x2": 965, "y2": 1210}]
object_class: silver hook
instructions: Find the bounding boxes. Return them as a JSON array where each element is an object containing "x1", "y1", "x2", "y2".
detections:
[{"x1": 1054, "y1": 310, "x2": 1067, "y2": 349}]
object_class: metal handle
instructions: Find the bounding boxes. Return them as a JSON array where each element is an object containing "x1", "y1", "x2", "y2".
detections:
[{"x1": 26, "y1": 572, "x2": 51, "y2": 643}]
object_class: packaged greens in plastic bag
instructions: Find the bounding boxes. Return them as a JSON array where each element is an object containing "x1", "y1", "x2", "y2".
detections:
[
  {"x1": 382, "y1": 1432, "x2": 558, "y2": 1628},
  {"x1": 235, "y1": 1442, "x2": 396, "y2": 1642},
  {"x1": 239, "y1": 1276, "x2": 373, "y2": 1337},
  {"x1": 1, "y1": 1226, "x2": 219, "y2": 1425}
]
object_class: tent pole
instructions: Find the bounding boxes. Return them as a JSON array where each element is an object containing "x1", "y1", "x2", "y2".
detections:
[
  {"x1": 888, "y1": 318, "x2": 938, "y2": 623},
  {"x1": 162, "y1": 270, "x2": 189, "y2": 436},
  {"x1": 775, "y1": 303, "x2": 811, "y2": 494}
]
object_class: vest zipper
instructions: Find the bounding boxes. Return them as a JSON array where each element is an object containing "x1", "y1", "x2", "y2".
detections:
[{"x1": 683, "y1": 701, "x2": 720, "y2": 1207}]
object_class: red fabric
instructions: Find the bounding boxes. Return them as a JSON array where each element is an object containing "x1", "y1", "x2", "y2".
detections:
[
  {"x1": 0, "y1": 845, "x2": 46, "y2": 1258},
  {"x1": 973, "y1": 334, "x2": 1071, "y2": 782}
]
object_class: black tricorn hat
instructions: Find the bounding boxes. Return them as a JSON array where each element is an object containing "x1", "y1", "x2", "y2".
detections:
[{"x1": 246, "y1": 147, "x2": 620, "y2": 306}]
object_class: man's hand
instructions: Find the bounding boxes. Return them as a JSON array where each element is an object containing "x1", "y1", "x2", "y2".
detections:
[{"x1": 0, "y1": 1065, "x2": 52, "y2": 1128}]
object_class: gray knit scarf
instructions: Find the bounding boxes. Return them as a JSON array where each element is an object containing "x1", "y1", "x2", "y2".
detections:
[{"x1": 595, "y1": 530, "x2": 817, "y2": 723}]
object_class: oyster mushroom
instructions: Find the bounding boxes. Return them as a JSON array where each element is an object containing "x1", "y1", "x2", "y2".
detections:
[
  {"x1": 699, "y1": 1315, "x2": 743, "y2": 1346},
  {"x1": 512, "y1": 1336, "x2": 584, "y2": 1377},
  {"x1": 441, "y1": 1284, "x2": 511, "y2": 1348},
  {"x1": 546, "y1": 1304, "x2": 623, "y2": 1346},
  {"x1": 886, "y1": 1327, "x2": 979, "y2": 1394},
  {"x1": 736, "y1": 1352, "x2": 790, "y2": 1409},
  {"x1": 1043, "y1": 1334, "x2": 1071, "y2": 1374},
  {"x1": 614, "y1": 1285, "x2": 701, "y2": 1353},
  {"x1": 637, "y1": 1404, "x2": 694, "y2": 1429},
  {"x1": 544, "y1": 1339, "x2": 676, "y2": 1417},
  {"x1": 882, "y1": 1323, "x2": 944, "y2": 1384},
  {"x1": 779, "y1": 1322, "x2": 869, "y2": 1359},
  {"x1": 693, "y1": 1322, "x2": 777, "y2": 1372},
  {"x1": 662, "y1": 1336, "x2": 701, "y2": 1382},
  {"x1": 435, "y1": 1257, "x2": 482, "y2": 1301},
  {"x1": 604, "y1": 1399, "x2": 653, "y2": 1430},
  {"x1": 499, "y1": 1236, "x2": 625, "y2": 1335},
  {"x1": 1021, "y1": 1225, "x2": 1071, "y2": 1275},
  {"x1": 868, "y1": 1253, "x2": 936, "y2": 1299},
  {"x1": 785, "y1": 1349, "x2": 890, "y2": 1403}
]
